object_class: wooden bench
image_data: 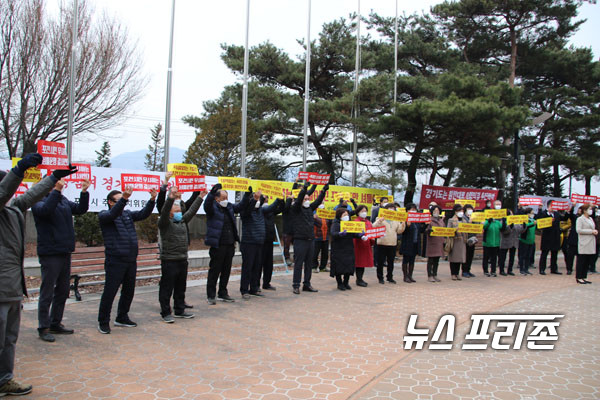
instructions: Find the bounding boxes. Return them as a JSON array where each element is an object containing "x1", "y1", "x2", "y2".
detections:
[{"x1": 70, "y1": 244, "x2": 160, "y2": 301}]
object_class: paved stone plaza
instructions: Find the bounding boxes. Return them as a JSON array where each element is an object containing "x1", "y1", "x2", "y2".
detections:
[{"x1": 15, "y1": 260, "x2": 600, "y2": 399}]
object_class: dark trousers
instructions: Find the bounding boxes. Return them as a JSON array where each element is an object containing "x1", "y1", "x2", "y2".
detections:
[
  {"x1": 283, "y1": 234, "x2": 293, "y2": 260},
  {"x1": 427, "y1": 257, "x2": 440, "y2": 277},
  {"x1": 591, "y1": 253, "x2": 598, "y2": 272},
  {"x1": 576, "y1": 254, "x2": 594, "y2": 279},
  {"x1": 313, "y1": 240, "x2": 329, "y2": 270},
  {"x1": 402, "y1": 253, "x2": 416, "y2": 266},
  {"x1": 564, "y1": 244, "x2": 577, "y2": 273},
  {"x1": 483, "y1": 246, "x2": 499, "y2": 274},
  {"x1": 539, "y1": 249, "x2": 558, "y2": 273},
  {"x1": 240, "y1": 243, "x2": 263, "y2": 294},
  {"x1": 159, "y1": 259, "x2": 188, "y2": 317},
  {"x1": 376, "y1": 245, "x2": 396, "y2": 281},
  {"x1": 207, "y1": 244, "x2": 235, "y2": 299},
  {"x1": 518, "y1": 242, "x2": 534, "y2": 272},
  {"x1": 450, "y1": 262, "x2": 461, "y2": 275},
  {"x1": 0, "y1": 301, "x2": 20, "y2": 386},
  {"x1": 261, "y1": 241, "x2": 274, "y2": 287},
  {"x1": 462, "y1": 245, "x2": 475, "y2": 273},
  {"x1": 335, "y1": 274, "x2": 350, "y2": 285},
  {"x1": 292, "y1": 239, "x2": 313, "y2": 288},
  {"x1": 98, "y1": 258, "x2": 137, "y2": 325},
  {"x1": 38, "y1": 254, "x2": 71, "y2": 330},
  {"x1": 356, "y1": 267, "x2": 365, "y2": 281},
  {"x1": 498, "y1": 248, "x2": 516, "y2": 273}
]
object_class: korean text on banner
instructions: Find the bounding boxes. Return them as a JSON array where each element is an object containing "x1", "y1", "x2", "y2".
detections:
[
  {"x1": 431, "y1": 227, "x2": 457, "y2": 237},
  {"x1": 218, "y1": 177, "x2": 250, "y2": 192},
  {"x1": 470, "y1": 212, "x2": 485, "y2": 223},
  {"x1": 571, "y1": 193, "x2": 597, "y2": 204},
  {"x1": 507, "y1": 215, "x2": 529, "y2": 225},
  {"x1": 175, "y1": 175, "x2": 206, "y2": 192},
  {"x1": 454, "y1": 199, "x2": 477, "y2": 207},
  {"x1": 37, "y1": 140, "x2": 68, "y2": 169},
  {"x1": 257, "y1": 181, "x2": 283, "y2": 199},
  {"x1": 485, "y1": 209, "x2": 508, "y2": 219},
  {"x1": 365, "y1": 226, "x2": 386, "y2": 239},
  {"x1": 340, "y1": 221, "x2": 365, "y2": 233},
  {"x1": 420, "y1": 184, "x2": 498, "y2": 210},
  {"x1": 335, "y1": 192, "x2": 352, "y2": 201},
  {"x1": 551, "y1": 201, "x2": 571, "y2": 211},
  {"x1": 316, "y1": 209, "x2": 335, "y2": 220},
  {"x1": 121, "y1": 174, "x2": 161, "y2": 192},
  {"x1": 519, "y1": 197, "x2": 542, "y2": 206},
  {"x1": 536, "y1": 217, "x2": 553, "y2": 229},
  {"x1": 308, "y1": 173, "x2": 330, "y2": 185},
  {"x1": 167, "y1": 163, "x2": 199, "y2": 176},
  {"x1": 298, "y1": 171, "x2": 309, "y2": 180},
  {"x1": 408, "y1": 212, "x2": 431, "y2": 223},
  {"x1": 11, "y1": 158, "x2": 41, "y2": 183},
  {"x1": 379, "y1": 208, "x2": 408, "y2": 222},
  {"x1": 457, "y1": 223, "x2": 484, "y2": 234},
  {"x1": 64, "y1": 163, "x2": 91, "y2": 182}
]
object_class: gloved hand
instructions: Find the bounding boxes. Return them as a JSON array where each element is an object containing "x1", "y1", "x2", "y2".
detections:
[
  {"x1": 210, "y1": 183, "x2": 222, "y2": 194},
  {"x1": 14, "y1": 153, "x2": 43, "y2": 175},
  {"x1": 322, "y1": 183, "x2": 329, "y2": 191},
  {"x1": 52, "y1": 164, "x2": 78, "y2": 180},
  {"x1": 510, "y1": 223, "x2": 514, "y2": 228},
  {"x1": 339, "y1": 230, "x2": 347, "y2": 237},
  {"x1": 303, "y1": 181, "x2": 310, "y2": 189},
  {"x1": 522, "y1": 223, "x2": 527, "y2": 229},
  {"x1": 487, "y1": 218, "x2": 494, "y2": 224},
  {"x1": 247, "y1": 186, "x2": 253, "y2": 194}
]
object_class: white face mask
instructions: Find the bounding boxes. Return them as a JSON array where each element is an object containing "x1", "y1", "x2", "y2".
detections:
[
  {"x1": 466, "y1": 209, "x2": 473, "y2": 216},
  {"x1": 381, "y1": 202, "x2": 388, "y2": 208},
  {"x1": 318, "y1": 204, "x2": 325, "y2": 209},
  {"x1": 303, "y1": 200, "x2": 311, "y2": 208},
  {"x1": 255, "y1": 201, "x2": 261, "y2": 208},
  {"x1": 341, "y1": 215, "x2": 350, "y2": 222},
  {"x1": 359, "y1": 211, "x2": 368, "y2": 219},
  {"x1": 494, "y1": 205, "x2": 501, "y2": 210},
  {"x1": 432, "y1": 212, "x2": 440, "y2": 218},
  {"x1": 219, "y1": 200, "x2": 228, "y2": 207},
  {"x1": 262, "y1": 203, "x2": 269, "y2": 208},
  {"x1": 587, "y1": 209, "x2": 594, "y2": 216},
  {"x1": 456, "y1": 212, "x2": 464, "y2": 218},
  {"x1": 529, "y1": 213, "x2": 535, "y2": 219}
]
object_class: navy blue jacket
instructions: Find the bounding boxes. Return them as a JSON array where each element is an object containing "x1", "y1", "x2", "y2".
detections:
[
  {"x1": 98, "y1": 197, "x2": 155, "y2": 261},
  {"x1": 32, "y1": 189, "x2": 89, "y2": 256},
  {"x1": 203, "y1": 191, "x2": 250, "y2": 248},
  {"x1": 241, "y1": 198, "x2": 283, "y2": 245}
]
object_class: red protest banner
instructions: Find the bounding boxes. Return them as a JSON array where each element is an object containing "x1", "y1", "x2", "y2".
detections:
[
  {"x1": 551, "y1": 201, "x2": 571, "y2": 211},
  {"x1": 121, "y1": 173, "x2": 161, "y2": 192},
  {"x1": 365, "y1": 226, "x2": 386, "y2": 239},
  {"x1": 571, "y1": 193, "x2": 597, "y2": 205},
  {"x1": 408, "y1": 211, "x2": 431, "y2": 223},
  {"x1": 175, "y1": 175, "x2": 206, "y2": 192},
  {"x1": 14, "y1": 183, "x2": 29, "y2": 198},
  {"x1": 419, "y1": 184, "x2": 498, "y2": 210},
  {"x1": 37, "y1": 140, "x2": 68, "y2": 169},
  {"x1": 298, "y1": 171, "x2": 309, "y2": 180},
  {"x1": 518, "y1": 197, "x2": 542, "y2": 206},
  {"x1": 63, "y1": 163, "x2": 91, "y2": 182},
  {"x1": 308, "y1": 172, "x2": 330, "y2": 185}
]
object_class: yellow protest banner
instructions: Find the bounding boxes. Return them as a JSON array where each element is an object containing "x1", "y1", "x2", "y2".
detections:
[
  {"x1": 379, "y1": 208, "x2": 408, "y2": 222},
  {"x1": 340, "y1": 221, "x2": 365, "y2": 233},
  {"x1": 455, "y1": 199, "x2": 477, "y2": 207},
  {"x1": 167, "y1": 163, "x2": 199, "y2": 176},
  {"x1": 218, "y1": 177, "x2": 250, "y2": 192},
  {"x1": 277, "y1": 183, "x2": 386, "y2": 207},
  {"x1": 536, "y1": 217, "x2": 553, "y2": 229},
  {"x1": 507, "y1": 215, "x2": 529, "y2": 225},
  {"x1": 470, "y1": 212, "x2": 485, "y2": 223},
  {"x1": 484, "y1": 209, "x2": 507, "y2": 219},
  {"x1": 335, "y1": 192, "x2": 352, "y2": 201},
  {"x1": 457, "y1": 223, "x2": 483, "y2": 234},
  {"x1": 317, "y1": 209, "x2": 335, "y2": 219},
  {"x1": 431, "y1": 227, "x2": 457, "y2": 237},
  {"x1": 11, "y1": 158, "x2": 42, "y2": 183},
  {"x1": 292, "y1": 189, "x2": 301, "y2": 198},
  {"x1": 257, "y1": 181, "x2": 283, "y2": 199}
]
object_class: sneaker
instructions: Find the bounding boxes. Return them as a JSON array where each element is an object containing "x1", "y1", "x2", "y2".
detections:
[
  {"x1": 428, "y1": 276, "x2": 436, "y2": 283},
  {"x1": 207, "y1": 298, "x2": 217, "y2": 305},
  {"x1": 114, "y1": 318, "x2": 137, "y2": 328},
  {"x1": 484, "y1": 273, "x2": 491, "y2": 277},
  {"x1": 491, "y1": 273, "x2": 497, "y2": 277},
  {"x1": 433, "y1": 276, "x2": 441, "y2": 282},
  {"x1": 263, "y1": 285, "x2": 276, "y2": 291},
  {"x1": 249, "y1": 291, "x2": 265, "y2": 297},
  {"x1": 162, "y1": 315, "x2": 175, "y2": 323},
  {"x1": 49, "y1": 324, "x2": 74, "y2": 335},
  {"x1": 38, "y1": 329, "x2": 55, "y2": 343},
  {"x1": 218, "y1": 295, "x2": 235, "y2": 302},
  {"x1": 242, "y1": 293, "x2": 251, "y2": 300},
  {"x1": 98, "y1": 323, "x2": 111, "y2": 334},
  {"x1": 0, "y1": 379, "x2": 33, "y2": 396},
  {"x1": 174, "y1": 312, "x2": 195, "y2": 319}
]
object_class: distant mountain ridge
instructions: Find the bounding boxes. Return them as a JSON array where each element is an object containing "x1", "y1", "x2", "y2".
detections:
[{"x1": 110, "y1": 148, "x2": 186, "y2": 170}]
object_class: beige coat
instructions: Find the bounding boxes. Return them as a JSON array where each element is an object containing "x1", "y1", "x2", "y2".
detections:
[
  {"x1": 576, "y1": 215, "x2": 597, "y2": 255},
  {"x1": 373, "y1": 218, "x2": 406, "y2": 246},
  {"x1": 447, "y1": 217, "x2": 468, "y2": 263}
]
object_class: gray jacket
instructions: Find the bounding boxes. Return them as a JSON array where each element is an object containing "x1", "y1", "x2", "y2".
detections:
[
  {"x1": 158, "y1": 195, "x2": 203, "y2": 260},
  {"x1": 500, "y1": 220, "x2": 525, "y2": 250},
  {"x1": 0, "y1": 171, "x2": 57, "y2": 301}
]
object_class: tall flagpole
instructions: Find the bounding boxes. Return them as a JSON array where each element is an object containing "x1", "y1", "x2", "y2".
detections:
[
  {"x1": 302, "y1": 0, "x2": 312, "y2": 171},
  {"x1": 66, "y1": 0, "x2": 79, "y2": 164},
  {"x1": 240, "y1": 0, "x2": 251, "y2": 178},
  {"x1": 391, "y1": 0, "x2": 398, "y2": 197},
  {"x1": 163, "y1": 0, "x2": 176, "y2": 170},
  {"x1": 351, "y1": 0, "x2": 361, "y2": 187}
]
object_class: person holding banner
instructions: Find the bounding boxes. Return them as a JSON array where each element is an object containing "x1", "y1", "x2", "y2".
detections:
[
  {"x1": 461, "y1": 205, "x2": 478, "y2": 278},
  {"x1": 204, "y1": 183, "x2": 250, "y2": 304},
  {"x1": 281, "y1": 182, "x2": 300, "y2": 266},
  {"x1": 373, "y1": 204, "x2": 406, "y2": 284},
  {"x1": 32, "y1": 173, "x2": 90, "y2": 343},
  {"x1": 0, "y1": 153, "x2": 55, "y2": 397},
  {"x1": 498, "y1": 210, "x2": 524, "y2": 276},
  {"x1": 482, "y1": 200, "x2": 503, "y2": 277},
  {"x1": 563, "y1": 206, "x2": 582, "y2": 275},
  {"x1": 425, "y1": 205, "x2": 445, "y2": 282},
  {"x1": 536, "y1": 200, "x2": 568, "y2": 275},
  {"x1": 371, "y1": 197, "x2": 389, "y2": 266},
  {"x1": 400, "y1": 203, "x2": 422, "y2": 283},
  {"x1": 517, "y1": 209, "x2": 537, "y2": 275},
  {"x1": 158, "y1": 187, "x2": 206, "y2": 323},
  {"x1": 330, "y1": 209, "x2": 363, "y2": 290},
  {"x1": 156, "y1": 171, "x2": 201, "y2": 215},
  {"x1": 353, "y1": 205, "x2": 374, "y2": 287},
  {"x1": 313, "y1": 206, "x2": 331, "y2": 274},
  {"x1": 290, "y1": 182, "x2": 329, "y2": 294},
  {"x1": 446, "y1": 205, "x2": 468, "y2": 281},
  {"x1": 575, "y1": 204, "x2": 597, "y2": 284},
  {"x1": 261, "y1": 195, "x2": 285, "y2": 291},
  {"x1": 97, "y1": 186, "x2": 157, "y2": 334}
]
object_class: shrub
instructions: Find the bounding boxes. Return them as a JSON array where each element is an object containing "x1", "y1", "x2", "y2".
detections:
[{"x1": 74, "y1": 213, "x2": 103, "y2": 247}]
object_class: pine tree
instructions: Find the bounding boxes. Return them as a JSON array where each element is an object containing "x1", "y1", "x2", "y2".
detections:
[
  {"x1": 144, "y1": 123, "x2": 164, "y2": 171},
  {"x1": 95, "y1": 141, "x2": 112, "y2": 168}
]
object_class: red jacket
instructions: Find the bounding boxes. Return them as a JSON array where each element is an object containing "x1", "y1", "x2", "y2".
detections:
[{"x1": 353, "y1": 217, "x2": 374, "y2": 268}]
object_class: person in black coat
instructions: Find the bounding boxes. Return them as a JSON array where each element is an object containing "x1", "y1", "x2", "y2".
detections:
[
  {"x1": 330, "y1": 208, "x2": 364, "y2": 291},
  {"x1": 281, "y1": 182, "x2": 300, "y2": 265},
  {"x1": 400, "y1": 203, "x2": 422, "y2": 283},
  {"x1": 536, "y1": 200, "x2": 569, "y2": 275},
  {"x1": 563, "y1": 206, "x2": 582, "y2": 275},
  {"x1": 261, "y1": 195, "x2": 284, "y2": 290},
  {"x1": 97, "y1": 185, "x2": 157, "y2": 334},
  {"x1": 32, "y1": 177, "x2": 89, "y2": 342}
]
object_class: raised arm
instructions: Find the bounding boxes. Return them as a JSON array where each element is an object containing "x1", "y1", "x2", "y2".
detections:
[
  {"x1": 98, "y1": 197, "x2": 127, "y2": 223},
  {"x1": 233, "y1": 188, "x2": 252, "y2": 214},
  {"x1": 158, "y1": 196, "x2": 175, "y2": 229},
  {"x1": 31, "y1": 188, "x2": 62, "y2": 217},
  {"x1": 204, "y1": 183, "x2": 221, "y2": 217},
  {"x1": 183, "y1": 192, "x2": 206, "y2": 223},
  {"x1": 70, "y1": 180, "x2": 91, "y2": 215},
  {"x1": 1, "y1": 154, "x2": 43, "y2": 210},
  {"x1": 310, "y1": 184, "x2": 329, "y2": 210},
  {"x1": 131, "y1": 188, "x2": 157, "y2": 222},
  {"x1": 293, "y1": 182, "x2": 309, "y2": 212}
]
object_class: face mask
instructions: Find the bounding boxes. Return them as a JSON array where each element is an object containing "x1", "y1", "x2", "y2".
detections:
[
  {"x1": 432, "y1": 212, "x2": 440, "y2": 218},
  {"x1": 173, "y1": 212, "x2": 182, "y2": 222},
  {"x1": 255, "y1": 201, "x2": 261, "y2": 209},
  {"x1": 466, "y1": 209, "x2": 473, "y2": 216},
  {"x1": 456, "y1": 212, "x2": 464, "y2": 218},
  {"x1": 381, "y1": 202, "x2": 388, "y2": 208},
  {"x1": 318, "y1": 204, "x2": 325, "y2": 209},
  {"x1": 341, "y1": 215, "x2": 350, "y2": 222},
  {"x1": 219, "y1": 200, "x2": 229, "y2": 208},
  {"x1": 588, "y1": 209, "x2": 594, "y2": 216},
  {"x1": 303, "y1": 200, "x2": 311, "y2": 208},
  {"x1": 262, "y1": 203, "x2": 269, "y2": 208},
  {"x1": 359, "y1": 211, "x2": 368, "y2": 219},
  {"x1": 494, "y1": 205, "x2": 501, "y2": 210}
]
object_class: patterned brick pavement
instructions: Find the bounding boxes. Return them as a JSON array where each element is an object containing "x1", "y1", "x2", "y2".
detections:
[{"x1": 14, "y1": 261, "x2": 598, "y2": 399}]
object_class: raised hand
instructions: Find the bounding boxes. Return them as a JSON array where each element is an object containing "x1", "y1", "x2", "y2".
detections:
[
  {"x1": 149, "y1": 188, "x2": 158, "y2": 200},
  {"x1": 122, "y1": 186, "x2": 133, "y2": 200},
  {"x1": 81, "y1": 179, "x2": 91, "y2": 192}
]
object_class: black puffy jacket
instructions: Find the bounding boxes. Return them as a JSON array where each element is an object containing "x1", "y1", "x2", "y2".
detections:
[{"x1": 291, "y1": 185, "x2": 327, "y2": 240}]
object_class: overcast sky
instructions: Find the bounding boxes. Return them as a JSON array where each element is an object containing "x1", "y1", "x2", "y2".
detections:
[{"x1": 70, "y1": 0, "x2": 599, "y2": 191}]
